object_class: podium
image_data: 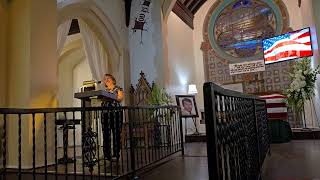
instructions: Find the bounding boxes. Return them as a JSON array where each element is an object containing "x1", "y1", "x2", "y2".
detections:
[
  {"x1": 74, "y1": 90, "x2": 117, "y2": 102},
  {"x1": 74, "y1": 90, "x2": 117, "y2": 169},
  {"x1": 74, "y1": 90, "x2": 117, "y2": 131}
]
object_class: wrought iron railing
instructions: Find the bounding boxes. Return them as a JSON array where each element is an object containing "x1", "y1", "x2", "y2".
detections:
[
  {"x1": 203, "y1": 82, "x2": 270, "y2": 180},
  {"x1": 0, "y1": 106, "x2": 183, "y2": 180}
]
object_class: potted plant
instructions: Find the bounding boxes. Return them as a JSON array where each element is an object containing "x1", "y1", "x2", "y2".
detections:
[{"x1": 146, "y1": 84, "x2": 174, "y2": 146}]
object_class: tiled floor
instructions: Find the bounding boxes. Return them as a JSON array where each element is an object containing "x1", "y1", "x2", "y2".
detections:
[{"x1": 140, "y1": 141, "x2": 320, "y2": 180}]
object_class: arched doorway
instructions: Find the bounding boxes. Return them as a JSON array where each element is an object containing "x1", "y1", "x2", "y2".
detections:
[
  {"x1": 55, "y1": 0, "x2": 127, "y2": 151},
  {"x1": 57, "y1": 0, "x2": 128, "y2": 106}
]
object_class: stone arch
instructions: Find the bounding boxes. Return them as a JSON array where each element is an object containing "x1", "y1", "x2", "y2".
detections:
[
  {"x1": 59, "y1": 38, "x2": 84, "y2": 63},
  {"x1": 162, "y1": 0, "x2": 177, "y2": 21},
  {"x1": 56, "y1": 0, "x2": 132, "y2": 106},
  {"x1": 58, "y1": 0, "x2": 122, "y2": 53},
  {"x1": 58, "y1": 38, "x2": 86, "y2": 107},
  {"x1": 57, "y1": 0, "x2": 125, "y2": 87}
]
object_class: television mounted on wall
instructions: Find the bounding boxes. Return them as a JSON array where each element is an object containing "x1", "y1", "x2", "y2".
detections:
[{"x1": 262, "y1": 27, "x2": 313, "y2": 64}]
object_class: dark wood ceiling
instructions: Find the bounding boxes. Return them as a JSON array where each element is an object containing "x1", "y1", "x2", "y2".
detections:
[
  {"x1": 172, "y1": 0, "x2": 207, "y2": 29},
  {"x1": 178, "y1": 0, "x2": 207, "y2": 14},
  {"x1": 68, "y1": 0, "x2": 206, "y2": 35}
]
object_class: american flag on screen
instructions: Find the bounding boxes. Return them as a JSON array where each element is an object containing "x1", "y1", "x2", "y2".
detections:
[{"x1": 263, "y1": 28, "x2": 313, "y2": 64}]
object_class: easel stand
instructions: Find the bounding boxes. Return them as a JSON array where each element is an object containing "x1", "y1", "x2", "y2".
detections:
[
  {"x1": 192, "y1": 117, "x2": 200, "y2": 135},
  {"x1": 184, "y1": 117, "x2": 200, "y2": 136}
]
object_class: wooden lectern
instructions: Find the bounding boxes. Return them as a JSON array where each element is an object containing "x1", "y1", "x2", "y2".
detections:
[
  {"x1": 74, "y1": 90, "x2": 117, "y2": 102},
  {"x1": 74, "y1": 90, "x2": 117, "y2": 131},
  {"x1": 74, "y1": 90, "x2": 117, "y2": 168}
]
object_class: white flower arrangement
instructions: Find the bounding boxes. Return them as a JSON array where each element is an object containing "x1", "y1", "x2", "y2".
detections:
[{"x1": 284, "y1": 57, "x2": 320, "y2": 111}]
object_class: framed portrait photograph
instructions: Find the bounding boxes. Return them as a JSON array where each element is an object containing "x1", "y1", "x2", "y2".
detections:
[{"x1": 175, "y1": 95, "x2": 199, "y2": 118}]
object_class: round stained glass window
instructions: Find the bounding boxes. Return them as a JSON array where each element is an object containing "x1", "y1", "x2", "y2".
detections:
[{"x1": 214, "y1": 0, "x2": 276, "y2": 59}]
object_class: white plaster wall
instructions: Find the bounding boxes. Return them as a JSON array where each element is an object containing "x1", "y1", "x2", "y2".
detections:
[
  {"x1": 166, "y1": 12, "x2": 199, "y2": 135},
  {"x1": 166, "y1": 12, "x2": 196, "y2": 95},
  {"x1": 94, "y1": 0, "x2": 128, "y2": 47},
  {"x1": 57, "y1": 49, "x2": 84, "y2": 147},
  {"x1": 281, "y1": 0, "x2": 303, "y2": 30},
  {"x1": 296, "y1": 0, "x2": 320, "y2": 127},
  {"x1": 58, "y1": 48, "x2": 85, "y2": 107},
  {"x1": 57, "y1": 45, "x2": 92, "y2": 147},
  {"x1": 72, "y1": 59, "x2": 92, "y2": 107},
  {"x1": 193, "y1": 0, "x2": 216, "y2": 133},
  {"x1": 300, "y1": 0, "x2": 314, "y2": 28}
]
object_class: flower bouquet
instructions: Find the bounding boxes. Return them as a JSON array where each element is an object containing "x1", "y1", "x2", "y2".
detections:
[
  {"x1": 284, "y1": 57, "x2": 320, "y2": 112},
  {"x1": 284, "y1": 58, "x2": 319, "y2": 111}
]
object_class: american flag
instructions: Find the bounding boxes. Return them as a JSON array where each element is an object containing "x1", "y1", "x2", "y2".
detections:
[
  {"x1": 260, "y1": 94, "x2": 288, "y2": 120},
  {"x1": 263, "y1": 28, "x2": 313, "y2": 64}
]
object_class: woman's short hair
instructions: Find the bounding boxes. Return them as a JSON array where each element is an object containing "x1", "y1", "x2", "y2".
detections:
[{"x1": 104, "y1": 74, "x2": 116, "y2": 85}]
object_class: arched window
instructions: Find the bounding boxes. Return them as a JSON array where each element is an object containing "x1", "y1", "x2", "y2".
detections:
[
  {"x1": 206, "y1": 0, "x2": 289, "y2": 63},
  {"x1": 214, "y1": 0, "x2": 276, "y2": 58}
]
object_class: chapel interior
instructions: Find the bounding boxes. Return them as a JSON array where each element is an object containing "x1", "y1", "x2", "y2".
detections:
[{"x1": 0, "y1": 0, "x2": 320, "y2": 179}]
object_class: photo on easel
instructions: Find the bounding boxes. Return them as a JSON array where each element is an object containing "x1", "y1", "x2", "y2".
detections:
[
  {"x1": 200, "y1": 110, "x2": 205, "y2": 124},
  {"x1": 175, "y1": 95, "x2": 199, "y2": 118}
]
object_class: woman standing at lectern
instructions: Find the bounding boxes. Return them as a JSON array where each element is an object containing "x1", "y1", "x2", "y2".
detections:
[
  {"x1": 102, "y1": 74, "x2": 123, "y2": 161},
  {"x1": 103, "y1": 74, "x2": 123, "y2": 102}
]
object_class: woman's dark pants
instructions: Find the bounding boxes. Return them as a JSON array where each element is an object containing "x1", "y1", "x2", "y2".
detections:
[{"x1": 102, "y1": 104, "x2": 122, "y2": 160}]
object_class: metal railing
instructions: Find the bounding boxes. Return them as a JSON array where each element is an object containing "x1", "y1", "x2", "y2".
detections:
[
  {"x1": 203, "y1": 82, "x2": 270, "y2": 180},
  {"x1": 0, "y1": 106, "x2": 183, "y2": 180}
]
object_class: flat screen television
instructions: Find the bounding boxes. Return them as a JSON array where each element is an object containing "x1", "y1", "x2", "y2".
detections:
[{"x1": 262, "y1": 27, "x2": 313, "y2": 64}]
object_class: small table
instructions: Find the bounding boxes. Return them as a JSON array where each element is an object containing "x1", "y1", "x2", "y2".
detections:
[{"x1": 56, "y1": 119, "x2": 81, "y2": 164}]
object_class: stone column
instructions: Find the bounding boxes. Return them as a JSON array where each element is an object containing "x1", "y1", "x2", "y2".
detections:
[
  {"x1": 6, "y1": 0, "x2": 57, "y2": 168},
  {"x1": 0, "y1": 0, "x2": 8, "y2": 168},
  {"x1": 0, "y1": 3, "x2": 8, "y2": 107}
]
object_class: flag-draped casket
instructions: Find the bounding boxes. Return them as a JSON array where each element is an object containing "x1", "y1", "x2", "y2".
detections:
[{"x1": 259, "y1": 94, "x2": 288, "y2": 120}]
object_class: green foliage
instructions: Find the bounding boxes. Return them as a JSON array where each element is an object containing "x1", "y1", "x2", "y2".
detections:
[
  {"x1": 147, "y1": 84, "x2": 173, "y2": 106},
  {"x1": 146, "y1": 84, "x2": 174, "y2": 123},
  {"x1": 283, "y1": 57, "x2": 320, "y2": 111}
]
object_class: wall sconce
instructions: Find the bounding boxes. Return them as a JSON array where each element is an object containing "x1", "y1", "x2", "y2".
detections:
[{"x1": 188, "y1": 84, "x2": 198, "y2": 95}]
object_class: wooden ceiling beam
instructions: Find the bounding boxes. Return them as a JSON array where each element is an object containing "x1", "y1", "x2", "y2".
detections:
[
  {"x1": 172, "y1": 0, "x2": 207, "y2": 29},
  {"x1": 180, "y1": 0, "x2": 187, "y2": 4},
  {"x1": 172, "y1": 0, "x2": 194, "y2": 29},
  {"x1": 185, "y1": 0, "x2": 193, "y2": 7},
  {"x1": 190, "y1": 0, "x2": 207, "y2": 14}
]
